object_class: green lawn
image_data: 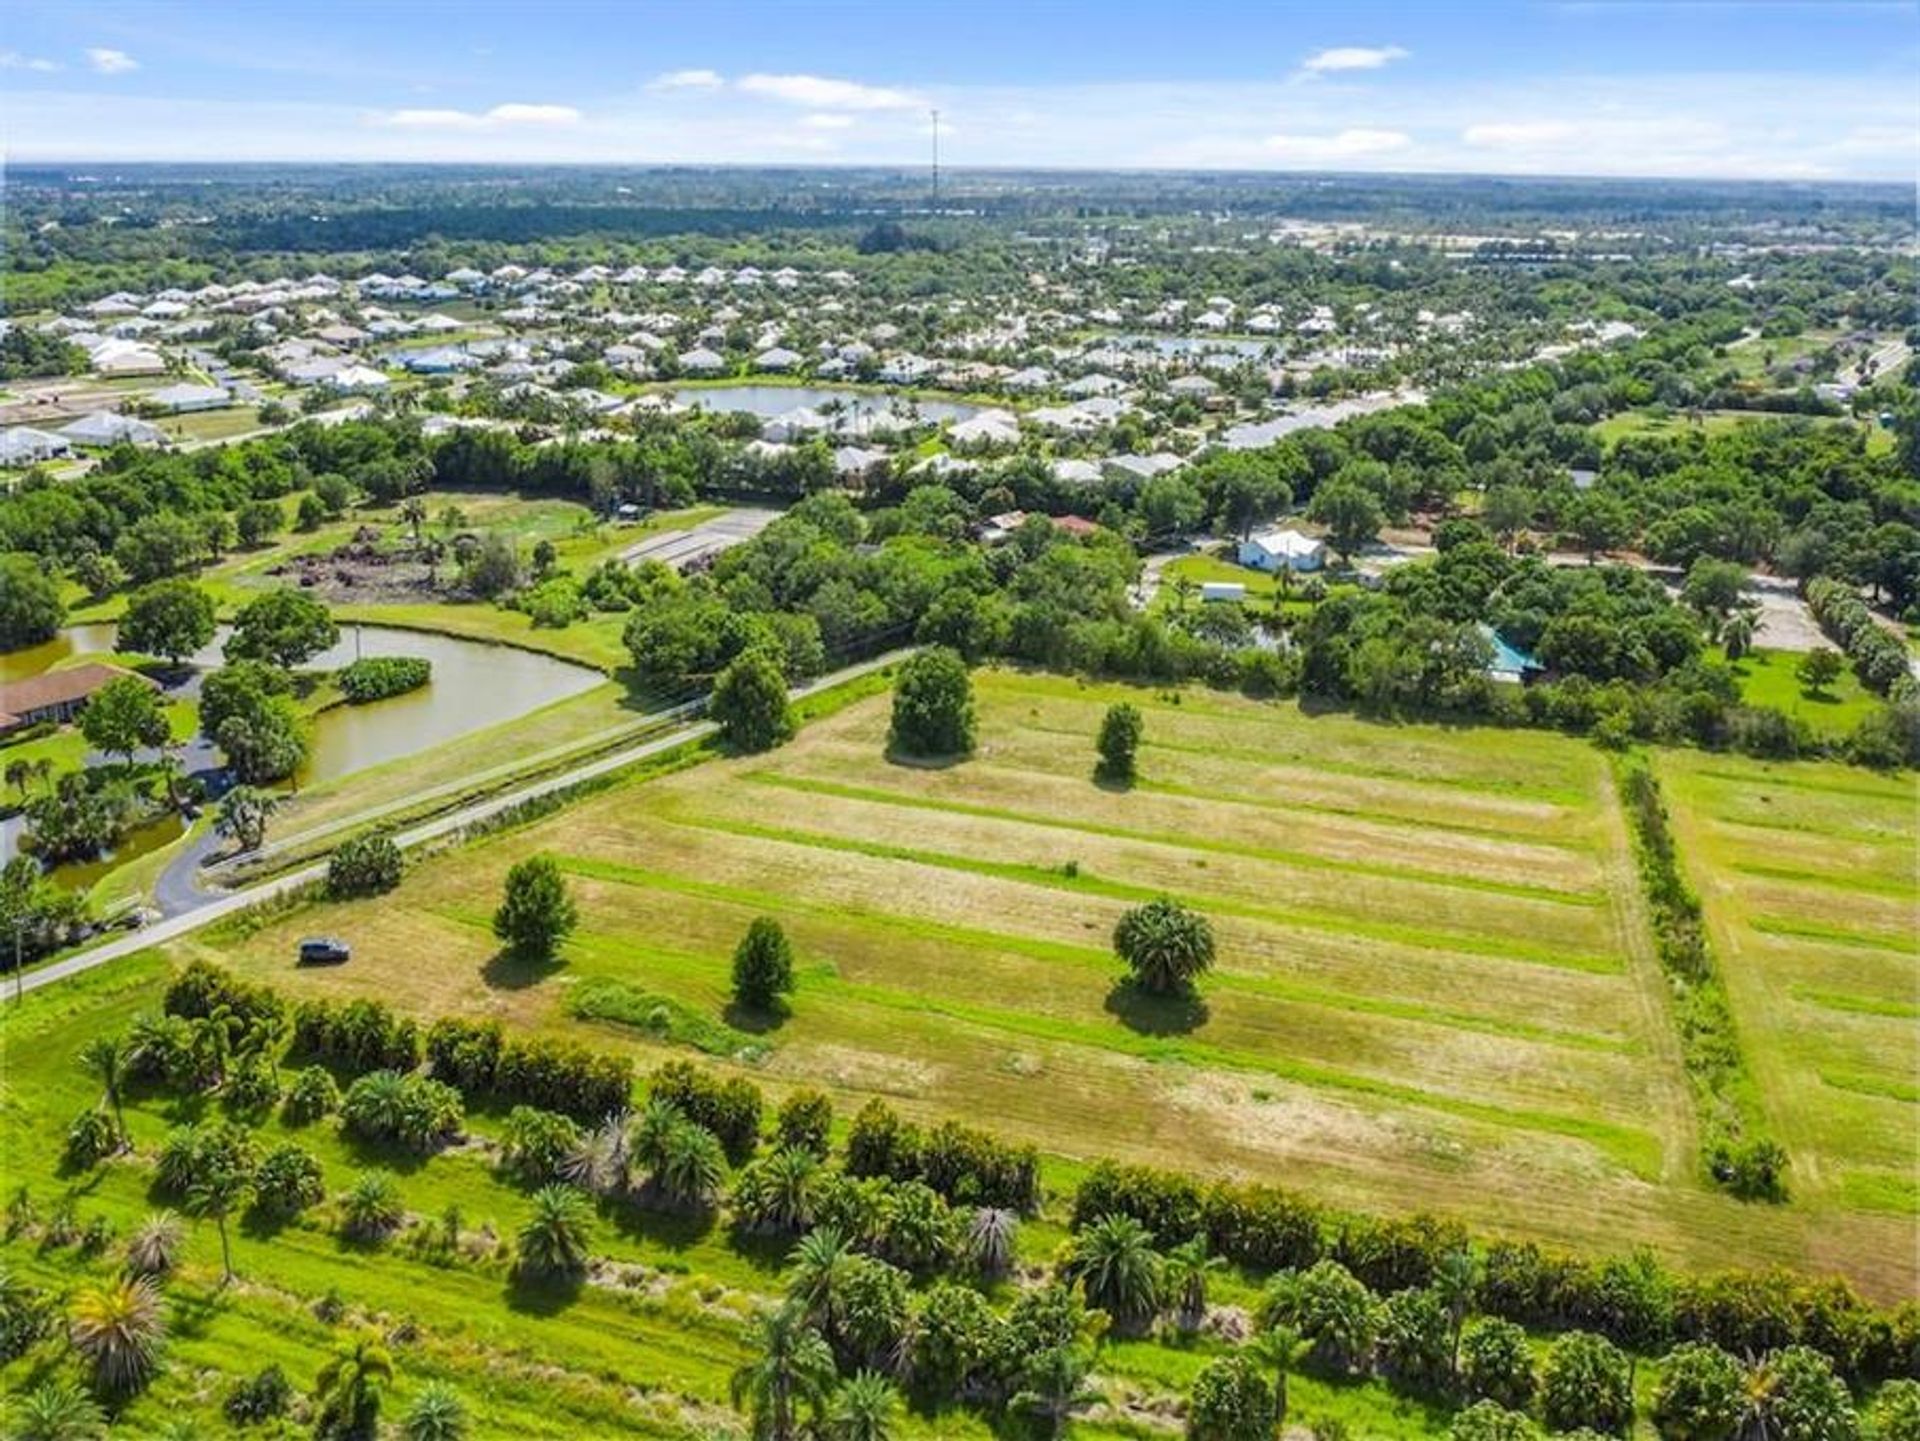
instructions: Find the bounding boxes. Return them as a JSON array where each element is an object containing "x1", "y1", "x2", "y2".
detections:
[{"x1": 1723, "y1": 646, "x2": 1879, "y2": 739}]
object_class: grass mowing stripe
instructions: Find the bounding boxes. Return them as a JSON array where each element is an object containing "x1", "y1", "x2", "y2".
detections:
[
  {"x1": 1821, "y1": 1070, "x2": 1920, "y2": 1104},
  {"x1": 1793, "y1": 986, "x2": 1920, "y2": 1020},
  {"x1": 1136, "y1": 775, "x2": 1596, "y2": 851},
  {"x1": 745, "y1": 770, "x2": 1605, "y2": 907},
  {"x1": 1750, "y1": 915, "x2": 1916, "y2": 955},
  {"x1": 1018, "y1": 718, "x2": 1592, "y2": 807},
  {"x1": 1729, "y1": 861, "x2": 1917, "y2": 898},
  {"x1": 812, "y1": 963, "x2": 1662, "y2": 1179},
  {"x1": 1688, "y1": 766, "x2": 1919, "y2": 802},
  {"x1": 666, "y1": 813, "x2": 1626, "y2": 976},
  {"x1": 552, "y1": 853, "x2": 1631, "y2": 1055}
]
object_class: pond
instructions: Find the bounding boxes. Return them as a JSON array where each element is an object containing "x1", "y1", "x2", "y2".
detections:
[
  {"x1": 661, "y1": 384, "x2": 983, "y2": 424},
  {"x1": 2, "y1": 622, "x2": 604, "y2": 787},
  {"x1": 48, "y1": 811, "x2": 186, "y2": 893}
]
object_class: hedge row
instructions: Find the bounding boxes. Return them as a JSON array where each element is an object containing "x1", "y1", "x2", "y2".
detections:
[
  {"x1": 290, "y1": 997, "x2": 422, "y2": 1076},
  {"x1": 1071, "y1": 1160, "x2": 1917, "y2": 1385},
  {"x1": 164, "y1": 959, "x2": 286, "y2": 1032},
  {"x1": 845, "y1": 1099, "x2": 1042, "y2": 1213},
  {"x1": 1616, "y1": 760, "x2": 1785, "y2": 1201},
  {"x1": 1807, "y1": 577, "x2": 1917, "y2": 699},
  {"x1": 424, "y1": 1016, "x2": 632, "y2": 1125}
]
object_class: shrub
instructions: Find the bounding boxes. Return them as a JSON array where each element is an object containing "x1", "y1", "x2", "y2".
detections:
[
  {"x1": 500, "y1": 1106, "x2": 583, "y2": 1185},
  {"x1": 336, "y1": 656, "x2": 430, "y2": 704},
  {"x1": 155, "y1": 1121, "x2": 258, "y2": 1201},
  {"x1": 327, "y1": 831, "x2": 403, "y2": 898},
  {"x1": 225, "y1": 1364, "x2": 293, "y2": 1426},
  {"x1": 338, "y1": 1170, "x2": 405, "y2": 1242},
  {"x1": 1459, "y1": 1316, "x2": 1536, "y2": 1410},
  {"x1": 1449, "y1": 1400, "x2": 1539, "y2": 1441},
  {"x1": 341, "y1": 1071, "x2": 464, "y2": 1152},
  {"x1": 492, "y1": 854, "x2": 577, "y2": 959},
  {"x1": 1376, "y1": 1286, "x2": 1452, "y2": 1395},
  {"x1": 1279, "y1": 1259, "x2": 1377, "y2": 1376},
  {"x1": 283, "y1": 1065, "x2": 342, "y2": 1124},
  {"x1": 774, "y1": 1089, "x2": 833, "y2": 1157},
  {"x1": 65, "y1": 1106, "x2": 123, "y2": 1170},
  {"x1": 253, "y1": 1144, "x2": 326, "y2": 1219},
  {"x1": 292, "y1": 997, "x2": 421, "y2": 1074},
  {"x1": 1873, "y1": 1379, "x2": 1920, "y2": 1441},
  {"x1": 1096, "y1": 702, "x2": 1144, "y2": 781},
  {"x1": 1187, "y1": 1352, "x2": 1281, "y2": 1440},
  {"x1": 649, "y1": 1060, "x2": 761, "y2": 1160},
  {"x1": 165, "y1": 960, "x2": 285, "y2": 1031},
  {"x1": 1540, "y1": 1331, "x2": 1634, "y2": 1436},
  {"x1": 912, "y1": 1282, "x2": 1003, "y2": 1399}
]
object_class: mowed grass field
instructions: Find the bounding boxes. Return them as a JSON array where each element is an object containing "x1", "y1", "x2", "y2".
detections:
[
  {"x1": 1657, "y1": 750, "x2": 1918, "y2": 1267},
  {"x1": 157, "y1": 668, "x2": 1908, "y2": 1298}
]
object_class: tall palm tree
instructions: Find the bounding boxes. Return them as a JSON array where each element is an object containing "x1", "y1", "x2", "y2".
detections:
[
  {"x1": 729, "y1": 1303, "x2": 836, "y2": 1441},
  {"x1": 1246, "y1": 1324, "x2": 1297, "y2": 1409},
  {"x1": 1012, "y1": 1346, "x2": 1101, "y2": 1439},
  {"x1": 1162, "y1": 1235, "x2": 1223, "y2": 1330},
  {"x1": 68, "y1": 1276, "x2": 166, "y2": 1394},
  {"x1": 827, "y1": 1370, "x2": 900, "y2": 1441},
  {"x1": 313, "y1": 1332, "x2": 395, "y2": 1441},
  {"x1": 402, "y1": 1380, "x2": 470, "y2": 1441},
  {"x1": 1433, "y1": 1248, "x2": 1479, "y2": 1381},
  {"x1": 4, "y1": 758, "x2": 30, "y2": 804},
  {"x1": 125, "y1": 1211, "x2": 186, "y2": 1279},
  {"x1": 10, "y1": 1379, "x2": 107, "y2": 1441},
  {"x1": 77, "y1": 1035, "x2": 129, "y2": 1138},
  {"x1": 753, "y1": 1146, "x2": 820, "y2": 1233},
  {"x1": 786, "y1": 1225, "x2": 858, "y2": 1347},
  {"x1": 1065, "y1": 1214, "x2": 1163, "y2": 1330},
  {"x1": 188, "y1": 1163, "x2": 253, "y2": 1286},
  {"x1": 515, "y1": 1184, "x2": 595, "y2": 1279}
]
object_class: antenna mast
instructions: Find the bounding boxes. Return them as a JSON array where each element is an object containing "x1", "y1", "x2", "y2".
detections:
[{"x1": 930, "y1": 108, "x2": 940, "y2": 211}]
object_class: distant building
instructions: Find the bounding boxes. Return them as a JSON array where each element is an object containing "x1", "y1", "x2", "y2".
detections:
[
  {"x1": 1238, "y1": 528, "x2": 1325, "y2": 573},
  {"x1": 0, "y1": 426, "x2": 73, "y2": 467},
  {"x1": 0, "y1": 664, "x2": 157, "y2": 735},
  {"x1": 59, "y1": 411, "x2": 168, "y2": 448},
  {"x1": 147, "y1": 383, "x2": 233, "y2": 413}
]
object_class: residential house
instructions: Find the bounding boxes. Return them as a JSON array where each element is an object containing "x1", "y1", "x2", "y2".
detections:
[{"x1": 1238, "y1": 528, "x2": 1325, "y2": 573}]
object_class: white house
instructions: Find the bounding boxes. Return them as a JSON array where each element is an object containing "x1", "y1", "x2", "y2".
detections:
[
  {"x1": 753, "y1": 347, "x2": 803, "y2": 373},
  {"x1": 147, "y1": 383, "x2": 233, "y2": 413},
  {"x1": 678, "y1": 347, "x2": 726, "y2": 375},
  {"x1": 0, "y1": 427, "x2": 73, "y2": 467},
  {"x1": 1238, "y1": 528, "x2": 1325, "y2": 573},
  {"x1": 324, "y1": 363, "x2": 391, "y2": 393},
  {"x1": 60, "y1": 411, "x2": 168, "y2": 448}
]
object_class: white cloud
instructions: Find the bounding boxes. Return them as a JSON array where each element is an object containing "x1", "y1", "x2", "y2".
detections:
[
  {"x1": 650, "y1": 68, "x2": 723, "y2": 90},
  {"x1": 801, "y1": 113, "x2": 855, "y2": 130},
  {"x1": 1263, "y1": 127, "x2": 1411, "y2": 160},
  {"x1": 0, "y1": 51, "x2": 59, "y2": 72},
  {"x1": 377, "y1": 102, "x2": 581, "y2": 130},
  {"x1": 738, "y1": 73, "x2": 918, "y2": 110},
  {"x1": 1298, "y1": 46, "x2": 1408, "y2": 76},
  {"x1": 1463, "y1": 121, "x2": 1577, "y2": 148},
  {"x1": 86, "y1": 47, "x2": 138, "y2": 75}
]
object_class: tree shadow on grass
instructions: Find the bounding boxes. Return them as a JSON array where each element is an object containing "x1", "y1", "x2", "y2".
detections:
[
  {"x1": 481, "y1": 947, "x2": 564, "y2": 992},
  {"x1": 1104, "y1": 979, "x2": 1209, "y2": 1037},
  {"x1": 504, "y1": 1267, "x2": 585, "y2": 1317},
  {"x1": 883, "y1": 745, "x2": 970, "y2": 771},
  {"x1": 1091, "y1": 766, "x2": 1136, "y2": 794},
  {"x1": 721, "y1": 999, "x2": 788, "y2": 1035},
  {"x1": 601, "y1": 1191, "x2": 718, "y2": 1255}
]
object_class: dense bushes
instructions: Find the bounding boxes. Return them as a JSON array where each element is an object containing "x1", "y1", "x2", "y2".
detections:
[
  {"x1": 1807, "y1": 578, "x2": 1917, "y2": 699},
  {"x1": 164, "y1": 959, "x2": 286, "y2": 1033},
  {"x1": 424, "y1": 1016, "x2": 632, "y2": 1123},
  {"x1": 1072, "y1": 1160, "x2": 1913, "y2": 1386},
  {"x1": 340, "y1": 1070, "x2": 464, "y2": 1152},
  {"x1": 336, "y1": 656, "x2": 431, "y2": 704},
  {"x1": 1617, "y1": 761, "x2": 1784, "y2": 1200},
  {"x1": 845, "y1": 1100, "x2": 1040, "y2": 1212},
  {"x1": 325, "y1": 831, "x2": 403, "y2": 898},
  {"x1": 291, "y1": 997, "x2": 421, "y2": 1075},
  {"x1": 648, "y1": 1059, "x2": 762, "y2": 1160}
]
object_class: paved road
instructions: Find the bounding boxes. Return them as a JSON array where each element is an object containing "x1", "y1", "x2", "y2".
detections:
[
  {"x1": 15, "y1": 649, "x2": 911, "y2": 997},
  {"x1": 619, "y1": 507, "x2": 780, "y2": 570}
]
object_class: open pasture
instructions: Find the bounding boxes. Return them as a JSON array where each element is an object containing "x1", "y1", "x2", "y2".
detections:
[{"x1": 174, "y1": 670, "x2": 1911, "y2": 1294}]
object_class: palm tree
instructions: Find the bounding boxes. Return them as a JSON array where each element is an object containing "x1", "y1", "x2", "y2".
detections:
[
  {"x1": 1012, "y1": 1346, "x2": 1102, "y2": 1439},
  {"x1": 1169, "y1": 575, "x2": 1197, "y2": 614},
  {"x1": 31, "y1": 757, "x2": 55, "y2": 796},
  {"x1": 125, "y1": 1211, "x2": 185, "y2": 1279},
  {"x1": 77, "y1": 1035, "x2": 129, "y2": 1138},
  {"x1": 827, "y1": 1370, "x2": 900, "y2": 1441},
  {"x1": 5, "y1": 758, "x2": 30, "y2": 804},
  {"x1": 628, "y1": 1097, "x2": 683, "y2": 1174},
  {"x1": 68, "y1": 1276, "x2": 166, "y2": 1393},
  {"x1": 313, "y1": 1331, "x2": 394, "y2": 1441},
  {"x1": 1433, "y1": 1248, "x2": 1478, "y2": 1381},
  {"x1": 400, "y1": 496, "x2": 428, "y2": 547},
  {"x1": 10, "y1": 1379, "x2": 107, "y2": 1441},
  {"x1": 1162, "y1": 1235, "x2": 1223, "y2": 1330},
  {"x1": 188, "y1": 1163, "x2": 253, "y2": 1286},
  {"x1": 654, "y1": 1121, "x2": 725, "y2": 1210},
  {"x1": 729, "y1": 1303, "x2": 836, "y2": 1441},
  {"x1": 1722, "y1": 610, "x2": 1756, "y2": 661},
  {"x1": 515, "y1": 1184, "x2": 594, "y2": 1279},
  {"x1": 1246, "y1": 1323, "x2": 1297, "y2": 1404},
  {"x1": 214, "y1": 785, "x2": 278, "y2": 853},
  {"x1": 753, "y1": 1146, "x2": 820, "y2": 1233},
  {"x1": 966, "y1": 1206, "x2": 1018, "y2": 1279},
  {"x1": 786, "y1": 1225, "x2": 858, "y2": 1347},
  {"x1": 1065, "y1": 1214, "x2": 1162, "y2": 1330},
  {"x1": 402, "y1": 1380, "x2": 470, "y2": 1441},
  {"x1": 560, "y1": 1110, "x2": 631, "y2": 1196}
]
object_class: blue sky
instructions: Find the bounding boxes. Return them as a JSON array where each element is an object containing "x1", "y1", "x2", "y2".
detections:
[{"x1": 3, "y1": 1, "x2": 1915, "y2": 179}]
